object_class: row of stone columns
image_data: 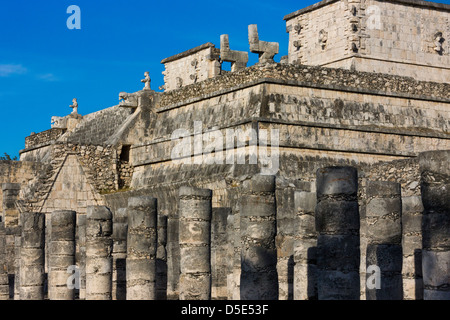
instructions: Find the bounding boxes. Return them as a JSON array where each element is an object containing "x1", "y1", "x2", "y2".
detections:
[{"x1": 6, "y1": 151, "x2": 449, "y2": 300}]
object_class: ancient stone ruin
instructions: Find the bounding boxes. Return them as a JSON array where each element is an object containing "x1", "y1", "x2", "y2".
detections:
[{"x1": 0, "y1": 0, "x2": 449, "y2": 300}]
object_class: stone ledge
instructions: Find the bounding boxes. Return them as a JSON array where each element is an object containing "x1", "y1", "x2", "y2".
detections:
[
  {"x1": 161, "y1": 43, "x2": 216, "y2": 64},
  {"x1": 284, "y1": 0, "x2": 450, "y2": 21},
  {"x1": 157, "y1": 63, "x2": 450, "y2": 110}
]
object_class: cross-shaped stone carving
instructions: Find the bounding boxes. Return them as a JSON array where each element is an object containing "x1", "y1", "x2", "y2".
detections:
[
  {"x1": 248, "y1": 24, "x2": 279, "y2": 63},
  {"x1": 220, "y1": 34, "x2": 249, "y2": 72}
]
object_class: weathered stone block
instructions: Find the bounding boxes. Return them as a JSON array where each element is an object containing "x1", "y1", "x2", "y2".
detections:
[
  {"x1": 422, "y1": 250, "x2": 450, "y2": 288},
  {"x1": 241, "y1": 246, "x2": 277, "y2": 273},
  {"x1": 316, "y1": 166, "x2": 358, "y2": 198},
  {"x1": 366, "y1": 198, "x2": 402, "y2": 218},
  {"x1": 180, "y1": 246, "x2": 210, "y2": 274},
  {"x1": 317, "y1": 235, "x2": 360, "y2": 272},
  {"x1": 315, "y1": 200, "x2": 359, "y2": 234},
  {"x1": 422, "y1": 213, "x2": 450, "y2": 249},
  {"x1": 366, "y1": 244, "x2": 402, "y2": 273},
  {"x1": 317, "y1": 270, "x2": 359, "y2": 300}
]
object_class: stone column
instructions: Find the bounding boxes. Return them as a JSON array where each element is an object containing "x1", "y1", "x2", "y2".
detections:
[
  {"x1": 293, "y1": 190, "x2": 318, "y2": 300},
  {"x1": 20, "y1": 212, "x2": 45, "y2": 300},
  {"x1": 315, "y1": 166, "x2": 360, "y2": 300},
  {"x1": 126, "y1": 196, "x2": 157, "y2": 300},
  {"x1": 178, "y1": 186, "x2": 212, "y2": 300},
  {"x1": 13, "y1": 236, "x2": 21, "y2": 300},
  {"x1": 365, "y1": 181, "x2": 403, "y2": 300},
  {"x1": 167, "y1": 207, "x2": 180, "y2": 300},
  {"x1": 76, "y1": 214, "x2": 86, "y2": 300},
  {"x1": 48, "y1": 210, "x2": 76, "y2": 300},
  {"x1": 0, "y1": 223, "x2": 9, "y2": 300},
  {"x1": 401, "y1": 195, "x2": 424, "y2": 300},
  {"x1": 156, "y1": 215, "x2": 168, "y2": 300},
  {"x1": 419, "y1": 150, "x2": 450, "y2": 300},
  {"x1": 275, "y1": 180, "x2": 311, "y2": 300},
  {"x1": 226, "y1": 213, "x2": 235, "y2": 300},
  {"x1": 85, "y1": 206, "x2": 113, "y2": 300},
  {"x1": 211, "y1": 207, "x2": 230, "y2": 300},
  {"x1": 240, "y1": 175, "x2": 278, "y2": 300},
  {"x1": 112, "y1": 208, "x2": 127, "y2": 300}
]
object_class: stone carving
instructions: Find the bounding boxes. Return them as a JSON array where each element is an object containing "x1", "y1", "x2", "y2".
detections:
[
  {"x1": 352, "y1": 42, "x2": 358, "y2": 52},
  {"x1": 293, "y1": 40, "x2": 302, "y2": 50},
  {"x1": 141, "y1": 71, "x2": 151, "y2": 90},
  {"x1": 51, "y1": 116, "x2": 68, "y2": 129},
  {"x1": 119, "y1": 92, "x2": 139, "y2": 108},
  {"x1": 434, "y1": 32, "x2": 444, "y2": 54},
  {"x1": 176, "y1": 77, "x2": 183, "y2": 89},
  {"x1": 318, "y1": 29, "x2": 328, "y2": 50},
  {"x1": 248, "y1": 24, "x2": 279, "y2": 63},
  {"x1": 294, "y1": 24, "x2": 302, "y2": 34},
  {"x1": 220, "y1": 34, "x2": 249, "y2": 72},
  {"x1": 70, "y1": 98, "x2": 78, "y2": 114},
  {"x1": 351, "y1": 5, "x2": 357, "y2": 16}
]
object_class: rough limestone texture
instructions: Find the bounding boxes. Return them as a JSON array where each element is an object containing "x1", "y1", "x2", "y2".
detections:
[
  {"x1": 48, "y1": 210, "x2": 76, "y2": 300},
  {"x1": 112, "y1": 207, "x2": 127, "y2": 300},
  {"x1": 293, "y1": 190, "x2": 318, "y2": 300},
  {"x1": 240, "y1": 176, "x2": 278, "y2": 300},
  {"x1": 156, "y1": 214, "x2": 168, "y2": 300},
  {"x1": 211, "y1": 207, "x2": 230, "y2": 300},
  {"x1": 126, "y1": 196, "x2": 157, "y2": 300},
  {"x1": 365, "y1": 181, "x2": 403, "y2": 300},
  {"x1": 315, "y1": 166, "x2": 360, "y2": 300},
  {"x1": 419, "y1": 150, "x2": 450, "y2": 300},
  {"x1": 178, "y1": 186, "x2": 212, "y2": 300},
  {"x1": 76, "y1": 214, "x2": 86, "y2": 300},
  {"x1": 0, "y1": 223, "x2": 8, "y2": 300},
  {"x1": 85, "y1": 206, "x2": 113, "y2": 300},
  {"x1": 275, "y1": 178, "x2": 313, "y2": 300},
  {"x1": 20, "y1": 212, "x2": 45, "y2": 300},
  {"x1": 13, "y1": 236, "x2": 21, "y2": 300}
]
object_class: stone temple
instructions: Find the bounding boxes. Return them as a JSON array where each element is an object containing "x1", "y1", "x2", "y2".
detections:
[{"x1": 0, "y1": 0, "x2": 449, "y2": 300}]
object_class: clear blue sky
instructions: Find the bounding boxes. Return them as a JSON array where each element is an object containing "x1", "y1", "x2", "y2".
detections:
[{"x1": 1, "y1": 0, "x2": 449, "y2": 158}]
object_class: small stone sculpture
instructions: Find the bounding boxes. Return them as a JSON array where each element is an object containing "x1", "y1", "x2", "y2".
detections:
[
  {"x1": 220, "y1": 34, "x2": 249, "y2": 72},
  {"x1": 248, "y1": 24, "x2": 279, "y2": 63},
  {"x1": 319, "y1": 29, "x2": 328, "y2": 50},
  {"x1": 141, "y1": 71, "x2": 151, "y2": 90},
  {"x1": 176, "y1": 77, "x2": 183, "y2": 89},
  {"x1": 70, "y1": 98, "x2": 78, "y2": 114},
  {"x1": 434, "y1": 32, "x2": 444, "y2": 54},
  {"x1": 119, "y1": 92, "x2": 139, "y2": 108}
]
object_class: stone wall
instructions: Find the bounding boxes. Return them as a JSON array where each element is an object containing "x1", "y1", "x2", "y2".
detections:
[
  {"x1": 284, "y1": 0, "x2": 450, "y2": 82},
  {"x1": 24, "y1": 128, "x2": 66, "y2": 149},
  {"x1": 161, "y1": 43, "x2": 221, "y2": 91},
  {"x1": 0, "y1": 161, "x2": 48, "y2": 225},
  {"x1": 62, "y1": 106, "x2": 134, "y2": 145}
]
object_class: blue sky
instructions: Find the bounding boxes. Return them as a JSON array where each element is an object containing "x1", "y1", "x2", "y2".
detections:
[{"x1": 0, "y1": 0, "x2": 449, "y2": 158}]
